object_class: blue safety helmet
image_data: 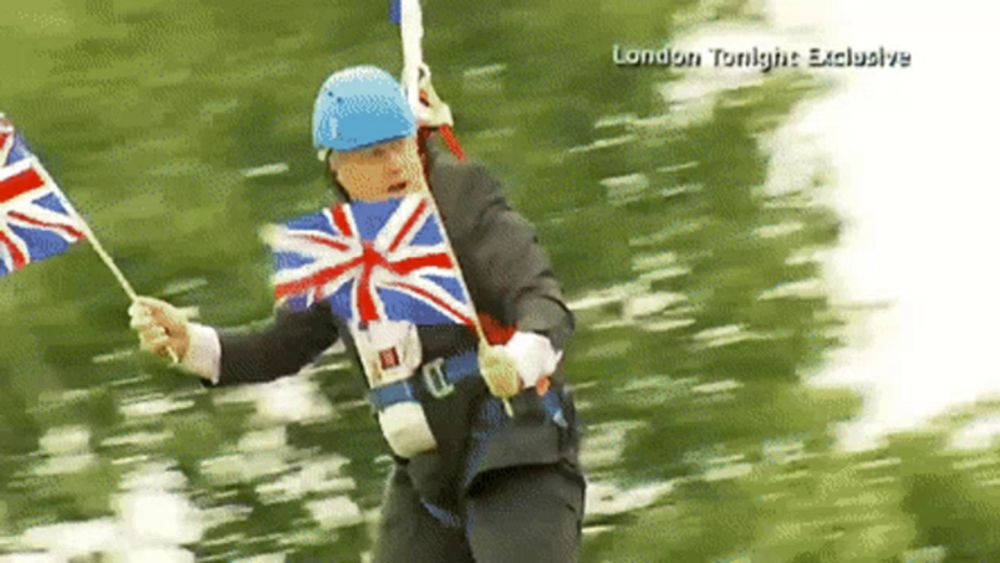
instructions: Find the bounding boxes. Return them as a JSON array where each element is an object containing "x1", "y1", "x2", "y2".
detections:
[{"x1": 312, "y1": 65, "x2": 417, "y2": 153}]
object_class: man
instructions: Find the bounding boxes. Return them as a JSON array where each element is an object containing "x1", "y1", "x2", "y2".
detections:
[{"x1": 130, "y1": 65, "x2": 584, "y2": 562}]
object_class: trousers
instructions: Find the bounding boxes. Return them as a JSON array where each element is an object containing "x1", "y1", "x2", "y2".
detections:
[{"x1": 372, "y1": 463, "x2": 585, "y2": 563}]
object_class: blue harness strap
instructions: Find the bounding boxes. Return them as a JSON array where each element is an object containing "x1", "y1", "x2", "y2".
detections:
[
  {"x1": 369, "y1": 378, "x2": 417, "y2": 408},
  {"x1": 369, "y1": 350, "x2": 479, "y2": 410}
]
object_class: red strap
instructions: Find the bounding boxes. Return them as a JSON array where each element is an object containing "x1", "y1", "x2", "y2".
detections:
[
  {"x1": 478, "y1": 313, "x2": 515, "y2": 345},
  {"x1": 437, "y1": 125, "x2": 465, "y2": 161},
  {"x1": 418, "y1": 88, "x2": 465, "y2": 161}
]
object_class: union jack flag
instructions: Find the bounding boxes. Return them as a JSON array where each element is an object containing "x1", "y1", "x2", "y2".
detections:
[
  {"x1": 265, "y1": 194, "x2": 476, "y2": 329},
  {"x1": 0, "y1": 115, "x2": 85, "y2": 277}
]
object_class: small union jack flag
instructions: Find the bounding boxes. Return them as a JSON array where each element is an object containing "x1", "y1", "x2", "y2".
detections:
[
  {"x1": 0, "y1": 115, "x2": 85, "y2": 277},
  {"x1": 265, "y1": 193, "x2": 477, "y2": 330}
]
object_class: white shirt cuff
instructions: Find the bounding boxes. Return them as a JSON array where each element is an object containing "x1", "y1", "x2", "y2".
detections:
[
  {"x1": 502, "y1": 331, "x2": 562, "y2": 387},
  {"x1": 179, "y1": 322, "x2": 222, "y2": 384}
]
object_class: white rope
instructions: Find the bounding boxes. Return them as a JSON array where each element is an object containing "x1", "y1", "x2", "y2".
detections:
[{"x1": 399, "y1": 0, "x2": 425, "y2": 118}]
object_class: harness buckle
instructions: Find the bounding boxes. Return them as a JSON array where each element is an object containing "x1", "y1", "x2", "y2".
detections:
[{"x1": 421, "y1": 357, "x2": 454, "y2": 399}]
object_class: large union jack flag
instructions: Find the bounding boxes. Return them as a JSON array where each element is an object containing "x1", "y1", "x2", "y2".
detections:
[
  {"x1": 265, "y1": 193, "x2": 476, "y2": 329},
  {"x1": 0, "y1": 115, "x2": 85, "y2": 277}
]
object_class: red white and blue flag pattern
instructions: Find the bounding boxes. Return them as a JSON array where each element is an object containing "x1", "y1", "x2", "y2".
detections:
[
  {"x1": 0, "y1": 116, "x2": 85, "y2": 277},
  {"x1": 266, "y1": 194, "x2": 476, "y2": 329}
]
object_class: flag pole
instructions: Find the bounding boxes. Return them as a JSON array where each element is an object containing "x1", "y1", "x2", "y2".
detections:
[
  {"x1": 419, "y1": 190, "x2": 515, "y2": 416},
  {"x1": 399, "y1": 0, "x2": 513, "y2": 414},
  {"x1": 35, "y1": 165, "x2": 179, "y2": 363},
  {"x1": 73, "y1": 219, "x2": 137, "y2": 301}
]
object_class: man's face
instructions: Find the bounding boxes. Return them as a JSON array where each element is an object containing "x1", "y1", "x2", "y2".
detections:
[{"x1": 330, "y1": 136, "x2": 426, "y2": 201}]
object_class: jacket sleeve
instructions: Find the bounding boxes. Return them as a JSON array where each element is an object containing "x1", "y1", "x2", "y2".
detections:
[
  {"x1": 214, "y1": 301, "x2": 340, "y2": 385},
  {"x1": 456, "y1": 166, "x2": 575, "y2": 350}
]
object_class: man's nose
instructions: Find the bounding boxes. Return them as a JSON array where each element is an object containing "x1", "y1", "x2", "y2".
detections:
[{"x1": 385, "y1": 149, "x2": 406, "y2": 173}]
